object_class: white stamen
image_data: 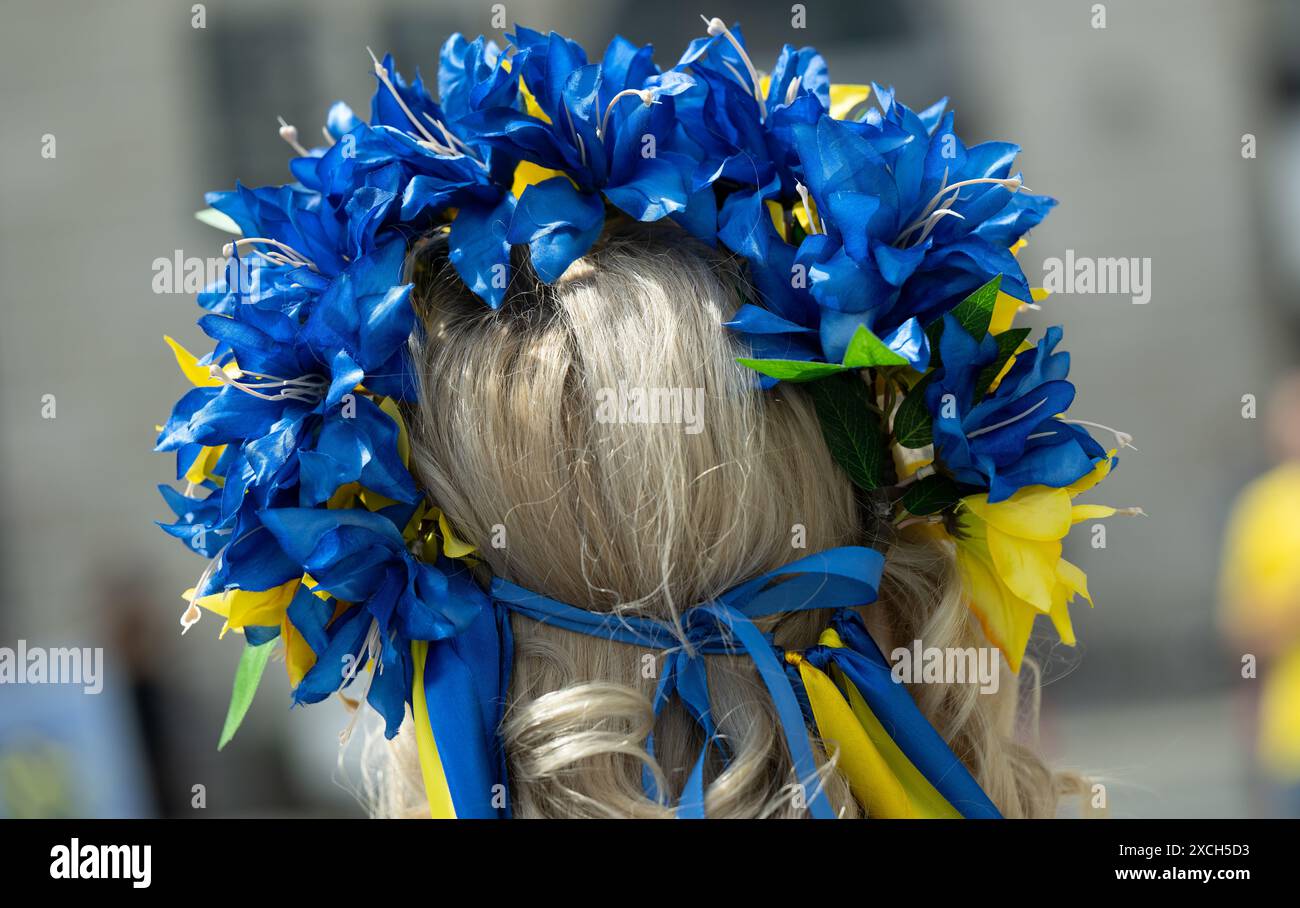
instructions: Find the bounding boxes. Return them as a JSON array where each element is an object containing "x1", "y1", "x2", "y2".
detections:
[
  {"x1": 419, "y1": 114, "x2": 458, "y2": 153},
  {"x1": 966, "y1": 396, "x2": 1050, "y2": 439},
  {"x1": 600, "y1": 88, "x2": 656, "y2": 140},
  {"x1": 784, "y1": 75, "x2": 802, "y2": 107},
  {"x1": 208, "y1": 364, "x2": 329, "y2": 404},
  {"x1": 896, "y1": 176, "x2": 1024, "y2": 247},
  {"x1": 366, "y1": 46, "x2": 442, "y2": 147},
  {"x1": 896, "y1": 207, "x2": 965, "y2": 246},
  {"x1": 891, "y1": 465, "x2": 935, "y2": 489},
  {"x1": 702, "y1": 15, "x2": 767, "y2": 120},
  {"x1": 721, "y1": 59, "x2": 750, "y2": 92},
  {"x1": 361, "y1": 52, "x2": 482, "y2": 164},
  {"x1": 794, "y1": 181, "x2": 823, "y2": 235},
  {"x1": 911, "y1": 208, "x2": 965, "y2": 245},
  {"x1": 180, "y1": 554, "x2": 220, "y2": 634},
  {"x1": 896, "y1": 515, "x2": 943, "y2": 530},
  {"x1": 178, "y1": 527, "x2": 264, "y2": 636},
  {"x1": 1115, "y1": 506, "x2": 1147, "y2": 517},
  {"x1": 254, "y1": 250, "x2": 302, "y2": 270},
  {"x1": 223, "y1": 237, "x2": 318, "y2": 272},
  {"x1": 277, "y1": 116, "x2": 311, "y2": 157},
  {"x1": 321, "y1": 126, "x2": 336, "y2": 147},
  {"x1": 914, "y1": 177, "x2": 1024, "y2": 230},
  {"x1": 562, "y1": 102, "x2": 588, "y2": 168},
  {"x1": 1060, "y1": 418, "x2": 1137, "y2": 451},
  {"x1": 422, "y1": 112, "x2": 483, "y2": 163},
  {"x1": 338, "y1": 619, "x2": 383, "y2": 746}
]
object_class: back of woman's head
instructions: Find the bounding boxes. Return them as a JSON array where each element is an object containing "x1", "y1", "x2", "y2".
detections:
[{"x1": 369, "y1": 219, "x2": 1067, "y2": 818}]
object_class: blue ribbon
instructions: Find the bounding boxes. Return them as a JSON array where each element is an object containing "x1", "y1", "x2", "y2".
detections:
[
  {"x1": 490, "y1": 546, "x2": 886, "y2": 818},
  {"x1": 806, "y1": 611, "x2": 1002, "y2": 819}
]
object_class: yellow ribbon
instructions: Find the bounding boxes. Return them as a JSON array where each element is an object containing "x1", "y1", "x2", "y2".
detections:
[
  {"x1": 791, "y1": 628, "x2": 960, "y2": 818},
  {"x1": 410, "y1": 640, "x2": 457, "y2": 818}
]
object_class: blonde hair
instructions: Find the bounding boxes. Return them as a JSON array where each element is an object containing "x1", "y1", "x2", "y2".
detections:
[{"x1": 364, "y1": 219, "x2": 1079, "y2": 818}]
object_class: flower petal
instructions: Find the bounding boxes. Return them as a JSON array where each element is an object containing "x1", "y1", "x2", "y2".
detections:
[{"x1": 985, "y1": 523, "x2": 1061, "y2": 613}]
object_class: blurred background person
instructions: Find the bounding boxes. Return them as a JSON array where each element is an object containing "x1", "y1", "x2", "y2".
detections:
[{"x1": 1219, "y1": 372, "x2": 1300, "y2": 818}]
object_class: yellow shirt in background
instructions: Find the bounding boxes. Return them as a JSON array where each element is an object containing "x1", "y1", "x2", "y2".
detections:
[{"x1": 1221, "y1": 463, "x2": 1300, "y2": 778}]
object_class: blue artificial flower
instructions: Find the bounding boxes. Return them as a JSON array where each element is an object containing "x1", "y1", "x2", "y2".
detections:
[
  {"x1": 719, "y1": 176, "x2": 933, "y2": 381},
  {"x1": 156, "y1": 484, "x2": 227, "y2": 558},
  {"x1": 286, "y1": 52, "x2": 519, "y2": 308},
  {"x1": 926, "y1": 315, "x2": 1105, "y2": 502},
  {"x1": 156, "y1": 237, "x2": 424, "y2": 598},
  {"x1": 675, "y1": 24, "x2": 836, "y2": 195},
  {"x1": 259, "y1": 508, "x2": 489, "y2": 736},
  {"x1": 719, "y1": 80, "x2": 1054, "y2": 375},
  {"x1": 461, "y1": 27, "x2": 700, "y2": 281}
]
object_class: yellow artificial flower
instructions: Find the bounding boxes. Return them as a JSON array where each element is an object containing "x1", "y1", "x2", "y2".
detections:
[
  {"x1": 990, "y1": 238, "x2": 1050, "y2": 336},
  {"x1": 828, "y1": 83, "x2": 871, "y2": 120},
  {"x1": 181, "y1": 573, "x2": 336, "y2": 688},
  {"x1": 952, "y1": 453, "x2": 1121, "y2": 672},
  {"x1": 756, "y1": 77, "x2": 871, "y2": 121},
  {"x1": 792, "y1": 191, "x2": 821, "y2": 236},
  {"x1": 164, "y1": 335, "x2": 232, "y2": 486},
  {"x1": 182, "y1": 444, "x2": 226, "y2": 488},
  {"x1": 506, "y1": 68, "x2": 568, "y2": 198},
  {"x1": 378, "y1": 395, "x2": 411, "y2": 467},
  {"x1": 511, "y1": 159, "x2": 570, "y2": 202},
  {"x1": 755, "y1": 80, "x2": 870, "y2": 242},
  {"x1": 165, "y1": 335, "x2": 224, "y2": 388},
  {"x1": 182, "y1": 579, "x2": 292, "y2": 633}
]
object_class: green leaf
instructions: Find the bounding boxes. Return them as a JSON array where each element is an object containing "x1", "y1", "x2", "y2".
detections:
[
  {"x1": 736, "y1": 358, "x2": 848, "y2": 382},
  {"x1": 893, "y1": 371, "x2": 936, "y2": 449},
  {"x1": 806, "y1": 372, "x2": 894, "y2": 491},
  {"x1": 900, "y1": 473, "x2": 961, "y2": 516},
  {"x1": 217, "y1": 641, "x2": 275, "y2": 751},
  {"x1": 948, "y1": 274, "x2": 1003, "y2": 341},
  {"x1": 841, "y1": 325, "x2": 908, "y2": 368},
  {"x1": 924, "y1": 318, "x2": 945, "y2": 369},
  {"x1": 973, "y1": 327, "x2": 1031, "y2": 400},
  {"x1": 195, "y1": 207, "x2": 242, "y2": 235}
]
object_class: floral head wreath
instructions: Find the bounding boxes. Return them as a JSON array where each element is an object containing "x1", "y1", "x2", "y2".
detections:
[{"x1": 157, "y1": 18, "x2": 1137, "y2": 818}]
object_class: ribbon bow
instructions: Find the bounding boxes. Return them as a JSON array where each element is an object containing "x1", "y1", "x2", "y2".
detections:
[
  {"x1": 491, "y1": 546, "x2": 884, "y2": 818},
  {"x1": 411, "y1": 545, "x2": 1000, "y2": 819}
]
